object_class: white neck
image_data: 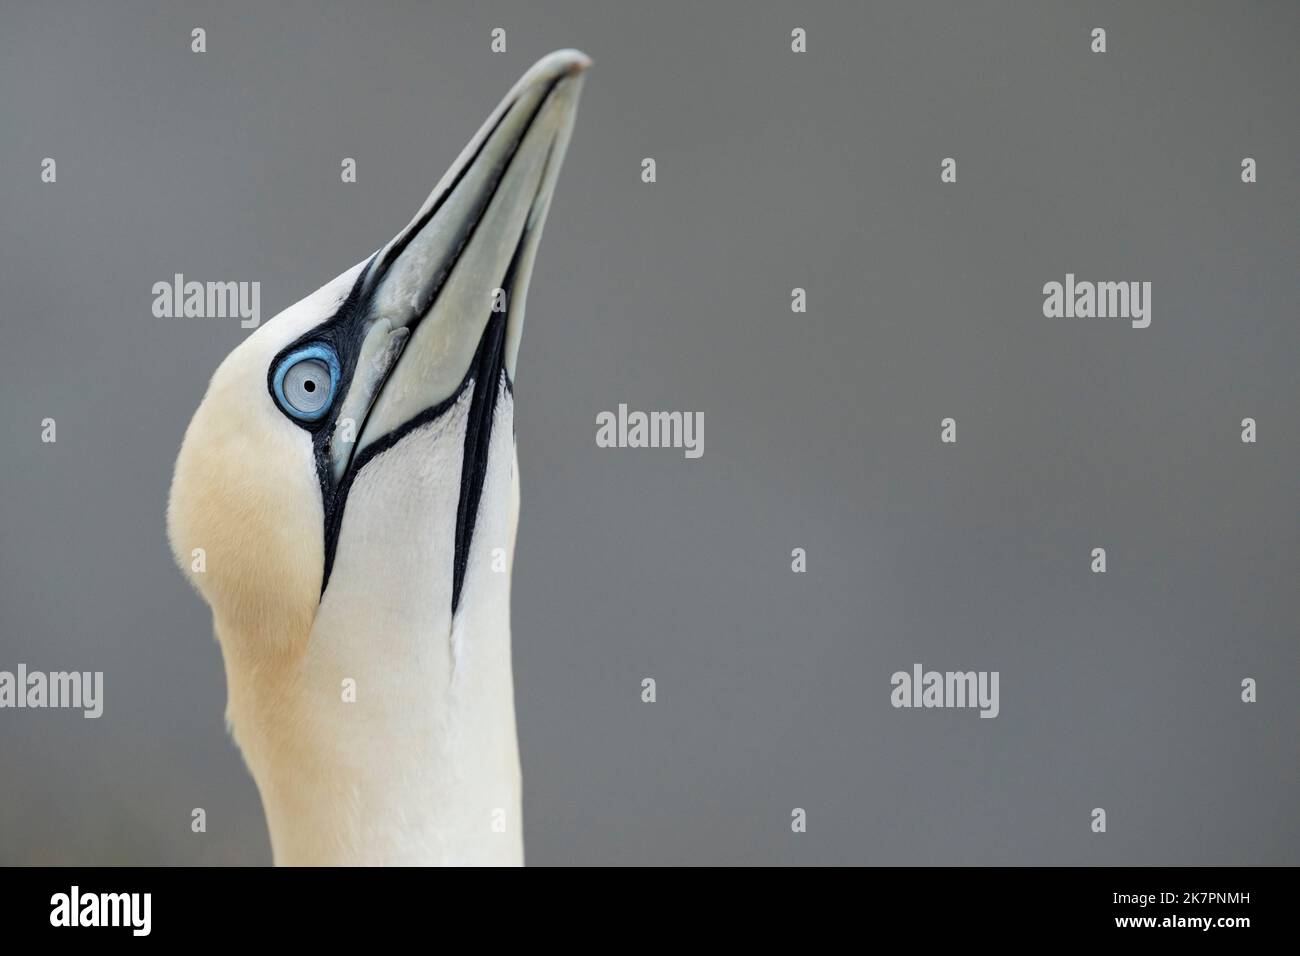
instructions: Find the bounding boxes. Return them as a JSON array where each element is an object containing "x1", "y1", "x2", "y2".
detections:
[
  {"x1": 222, "y1": 398, "x2": 524, "y2": 866},
  {"x1": 221, "y1": 607, "x2": 522, "y2": 866}
]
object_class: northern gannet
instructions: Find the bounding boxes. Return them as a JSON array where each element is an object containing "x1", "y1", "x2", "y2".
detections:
[{"x1": 167, "y1": 50, "x2": 589, "y2": 866}]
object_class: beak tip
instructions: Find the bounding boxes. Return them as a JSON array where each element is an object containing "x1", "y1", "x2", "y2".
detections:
[
  {"x1": 564, "y1": 50, "x2": 594, "y2": 74},
  {"x1": 528, "y1": 48, "x2": 592, "y2": 85}
]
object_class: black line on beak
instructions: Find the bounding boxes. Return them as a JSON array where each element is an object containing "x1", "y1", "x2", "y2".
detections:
[
  {"x1": 308, "y1": 74, "x2": 565, "y2": 604},
  {"x1": 451, "y1": 308, "x2": 509, "y2": 613}
]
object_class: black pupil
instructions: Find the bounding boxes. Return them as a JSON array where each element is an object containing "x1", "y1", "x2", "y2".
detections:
[{"x1": 303, "y1": 379, "x2": 316, "y2": 393}]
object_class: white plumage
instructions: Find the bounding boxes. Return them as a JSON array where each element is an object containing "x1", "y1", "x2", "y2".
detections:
[{"x1": 167, "y1": 51, "x2": 588, "y2": 866}]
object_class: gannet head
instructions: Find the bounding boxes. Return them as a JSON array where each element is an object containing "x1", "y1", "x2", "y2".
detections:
[{"x1": 168, "y1": 50, "x2": 587, "y2": 667}]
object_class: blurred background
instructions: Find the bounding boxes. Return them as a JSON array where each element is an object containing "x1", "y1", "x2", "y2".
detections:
[{"x1": 0, "y1": 0, "x2": 1296, "y2": 865}]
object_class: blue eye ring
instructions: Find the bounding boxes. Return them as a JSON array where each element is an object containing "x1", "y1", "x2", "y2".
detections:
[{"x1": 272, "y1": 343, "x2": 340, "y2": 422}]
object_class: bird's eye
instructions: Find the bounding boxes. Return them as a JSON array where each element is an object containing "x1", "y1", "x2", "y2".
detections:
[{"x1": 272, "y1": 344, "x2": 340, "y2": 422}]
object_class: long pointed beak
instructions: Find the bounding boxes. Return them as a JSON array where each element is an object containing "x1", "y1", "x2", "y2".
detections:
[{"x1": 329, "y1": 49, "x2": 589, "y2": 483}]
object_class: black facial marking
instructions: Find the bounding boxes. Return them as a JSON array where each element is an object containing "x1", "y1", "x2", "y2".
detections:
[
  {"x1": 452, "y1": 311, "x2": 508, "y2": 613},
  {"x1": 310, "y1": 313, "x2": 510, "y2": 612},
  {"x1": 263, "y1": 71, "x2": 564, "y2": 611},
  {"x1": 260, "y1": 75, "x2": 526, "y2": 453}
]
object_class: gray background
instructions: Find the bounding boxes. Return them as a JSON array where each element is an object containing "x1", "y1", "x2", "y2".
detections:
[{"x1": 1, "y1": 0, "x2": 1296, "y2": 865}]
